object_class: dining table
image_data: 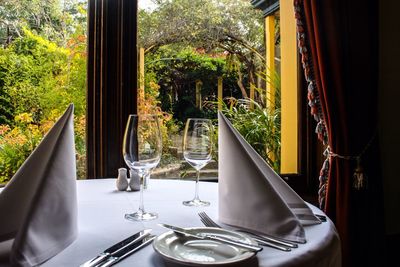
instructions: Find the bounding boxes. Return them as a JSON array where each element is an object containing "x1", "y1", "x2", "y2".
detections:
[{"x1": 38, "y1": 178, "x2": 341, "y2": 267}]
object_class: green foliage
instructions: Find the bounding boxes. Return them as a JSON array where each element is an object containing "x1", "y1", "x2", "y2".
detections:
[
  {"x1": 2, "y1": 30, "x2": 62, "y2": 117},
  {"x1": 0, "y1": 0, "x2": 87, "y2": 184},
  {"x1": 146, "y1": 47, "x2": 242, "y2": 123},
  {"x1": 138, "y1": 0, "x2": 279, "y2": 170},
  {"x1": 147, "y1": 47, "x2": 226, "y2": 79},
  {"x1": 0, "y1": 28, "x2": 86, "y2": 119},
  {"x1": 0, "y1": 0, "x2": 87, "y2": 46},
  {"x1": 139, "y1": 0, "x2": 264, "y2": 53},
  {"x1": 222, "y1": 98, "x2": 281, "y2": 172},
  {"x1": 0, "y1": 26, "x2": 86, "y2": 183},
  {"x1": 0, "y1": 113, "x2": 43, "y2": 183},
  {"x1": 210, "y1": 71, "x2": 282, "y2": 172},
  {"x1": 139, "y1": 0, "x2": 265, "y2": 99},
  {"x1": 0, "y1": 87, "x2": 13, "y2": 125}
]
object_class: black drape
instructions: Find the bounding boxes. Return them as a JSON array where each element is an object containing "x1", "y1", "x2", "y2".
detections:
[
  {"x1": 294, "y1": 0, "x2": 385, "y2": 266},
  {"x1": 87, "y1": 0, "x2": 138, "y2": 178}
]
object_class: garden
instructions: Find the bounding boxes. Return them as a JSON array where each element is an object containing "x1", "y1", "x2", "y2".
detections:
[{"x1": 0, "y1": 0, "x2": 281, "y2": 184}]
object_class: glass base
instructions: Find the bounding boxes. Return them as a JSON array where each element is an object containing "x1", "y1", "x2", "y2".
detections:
[
  {"x1": 183, "y1": 199, "x2": 210, "y2": 207},
  {"x1": 125, "y1": 211, "x2": 158, "y2": 221}
]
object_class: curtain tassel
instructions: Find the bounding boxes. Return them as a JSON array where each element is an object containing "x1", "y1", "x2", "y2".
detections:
[
  {"x1": 328, "y1": 130, "x2": 376, "y2": 191},
  {"x1": 353, "y1": 157, "x2": 367, "y2": 190}
]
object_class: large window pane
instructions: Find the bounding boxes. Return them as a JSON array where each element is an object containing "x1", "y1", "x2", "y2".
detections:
[{"x1": 137, "y1": 0, "x2": 279, "y2": 181}]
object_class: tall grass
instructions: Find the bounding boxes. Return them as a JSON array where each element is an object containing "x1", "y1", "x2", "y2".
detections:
[{"x1": 213, "y1": 69, "x2": 281, "y2": 172}]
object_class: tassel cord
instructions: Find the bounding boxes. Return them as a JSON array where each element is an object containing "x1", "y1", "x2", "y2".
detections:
[{"x1": 327, "y1": 130, "x2": 377, "y2": 190}]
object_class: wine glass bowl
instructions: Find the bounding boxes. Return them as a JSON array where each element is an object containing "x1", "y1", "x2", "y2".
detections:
[
  {"x1": 182, "y1": 118, "x2": 213, "y2": 207},
  {"x1": 123, "y1": 114, "x2": 162, "y2": 221}
]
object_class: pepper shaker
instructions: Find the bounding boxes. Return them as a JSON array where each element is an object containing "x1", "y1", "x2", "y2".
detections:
[
  {"x1": 129, "y1": 169, "x2": 140, "y2": 191},
  {"x1": 116, "y1": 168, "x2": 129, "y2": 191}
]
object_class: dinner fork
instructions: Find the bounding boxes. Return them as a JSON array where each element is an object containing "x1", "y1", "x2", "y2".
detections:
[{"x1": 198, "y1": 212, "x2": 298, "y2": 251}]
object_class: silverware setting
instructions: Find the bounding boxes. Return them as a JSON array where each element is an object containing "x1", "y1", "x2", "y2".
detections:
[
  {"x1": 80, "y1": 229, "x2": 154, "y2": 267},
  {"x1": 198, "y1": 211, "x2": 299, "y2": 252},
  {"x1": 80, "y1": 210, "x2": 321, "y2": 266},
  {"x1": 159, "y1": 223, "x2": 263, "y2": 252},
  {"x1": 315, "y1": 214, "x2": 327, "y2": 222},
  {"x1": 96, "y1": 235, "x2": 156, "y2": 267}
]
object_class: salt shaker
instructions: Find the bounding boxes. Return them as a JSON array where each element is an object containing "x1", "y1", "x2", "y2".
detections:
[
  {"x1": 116, "y1": 168, "x2": 129, "y2": 191},
  {"x1": 129, "y1": 169, "x2": 140, "y2": 191}
]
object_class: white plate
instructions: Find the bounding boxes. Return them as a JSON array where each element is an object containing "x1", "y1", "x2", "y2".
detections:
[{"x1": 153, "y1": 227, "x2": 258, "y2": 266}]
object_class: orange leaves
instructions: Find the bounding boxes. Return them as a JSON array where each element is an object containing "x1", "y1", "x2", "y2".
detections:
[
  {"x1": 0, "y1": 125, "x2": 11, "y2": 136},
  {"x1": 66, "y1": 34, "x2": 86, "y2": 48}
]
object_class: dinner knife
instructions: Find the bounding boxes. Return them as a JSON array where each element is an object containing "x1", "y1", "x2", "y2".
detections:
[
  {"x1": 80, "y1": 229, "x2": 152, "y2": 267},
  {"x1": 159, "y1": 223, "x2": 263, "y2": 252},
  {"x1": 95, "y1": 235, "x2": 156, "y2": 267}
]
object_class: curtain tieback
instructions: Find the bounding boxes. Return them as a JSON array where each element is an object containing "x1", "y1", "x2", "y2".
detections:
[{"x1": 327, "y1": 131, "x2": 377, "y2": 190}]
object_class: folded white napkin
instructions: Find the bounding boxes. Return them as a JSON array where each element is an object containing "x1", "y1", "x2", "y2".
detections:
[
  {"x1": 218, "y1": 112, "x2": 320, "y2": 243},
  {"x1": 0, "y1": 104, "x2": 78, "y2": 266}
]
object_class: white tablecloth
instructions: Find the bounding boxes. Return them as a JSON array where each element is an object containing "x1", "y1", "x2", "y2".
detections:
[{"x1": 28, "y1": 179, "x2": 340, "y2": 266}]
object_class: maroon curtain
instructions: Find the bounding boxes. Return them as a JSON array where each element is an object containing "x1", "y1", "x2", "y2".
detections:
[{"x1": 294, "y1": 0, "x2": 385, "y2": 266}]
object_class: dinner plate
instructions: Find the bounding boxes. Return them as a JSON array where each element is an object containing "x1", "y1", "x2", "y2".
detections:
[{"x1": 153, "y1": 227, "x2": 258, "y2": 266}]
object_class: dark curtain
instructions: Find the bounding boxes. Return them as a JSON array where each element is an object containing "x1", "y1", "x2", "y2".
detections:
[
  {"x1": 87, "y1": 0, "x2": 138, "y2": 178},
  {"x1": 294, "y1": 0, "x2": 385, "y2": 266}
]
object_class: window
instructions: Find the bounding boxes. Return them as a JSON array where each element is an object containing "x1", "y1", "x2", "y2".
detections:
[{"x1": 87, "y1": 0, "x2": 320, "y2": 201}]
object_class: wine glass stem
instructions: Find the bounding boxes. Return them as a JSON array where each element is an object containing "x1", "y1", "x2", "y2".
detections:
[
  {"x1": 139, "y1": 173, "x2": 145, "y2": 214},
  {"x1": 194, "y1": 170, "x2": 200, "y2": 200}
]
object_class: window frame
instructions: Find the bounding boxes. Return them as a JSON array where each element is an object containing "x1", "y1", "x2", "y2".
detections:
[
  {"x1": 258, "y1": 1, "x2": 320, "y2": 201},
  {"x1": 86, "y1": 0, "x2": 138, "y2": 178}
]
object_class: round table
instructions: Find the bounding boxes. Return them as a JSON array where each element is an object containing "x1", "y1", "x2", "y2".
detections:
[{"x1": 42, "y1": 179, "x2": 341, "y2": 267}]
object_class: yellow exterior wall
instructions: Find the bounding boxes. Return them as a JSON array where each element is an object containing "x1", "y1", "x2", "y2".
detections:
[
  {"x1": 265, "y1": 15, "x2": 275, "y2": 110},
  {"x1": 280, "y1": 1, "x2": 298, "y2": 173}
]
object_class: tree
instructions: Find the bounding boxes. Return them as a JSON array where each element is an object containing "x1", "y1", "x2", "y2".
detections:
[
  {"x1": 145, "y1": 46, "x2": 242, "y2": 122},
  {"x1": 0, "y1": 5, "x2": 87, "y2": 182},
  {"x1": 138, "y1": 0, "x2": 265, "y2": 98},
  {"x1": 0, "y1": 0, "x2": 87, "y2": 46}
]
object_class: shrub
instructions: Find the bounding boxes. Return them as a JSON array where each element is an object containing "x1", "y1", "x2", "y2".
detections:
[
  {"x1": 208, "y1": 69, "x2": 281, "y2": 172},
  {"x1": 0, "y1": 113, "x2": 43, "y2": 183},
  {"x1": 0, "y1": 29, "x2": 87, "y2": 183},
  {"x1": 138, "y1": 77, "x2": 180, "y2": 158},
  {"x1": 221, "y1": 98, "x2": 281, "y2": 172}
]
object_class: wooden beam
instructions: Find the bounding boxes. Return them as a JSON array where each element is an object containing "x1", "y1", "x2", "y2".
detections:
[
  {"x1": 139, "y1": 47, "x2": 145, "y2": 100},
  {"x1": 218, "y1": 77, "x2": 223, "y2": 110},
  {"x1": 250, "y1": 83, "x2": 255, "y2": 110},
  {"x1": 196, "y1": 80, "x2": 202, "y2": 110}
]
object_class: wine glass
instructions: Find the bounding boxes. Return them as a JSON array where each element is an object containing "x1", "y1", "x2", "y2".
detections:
[
  {"x1": 182, "y1": 118, "x2": 213, "y2": 206},
  {"x1": 123, "y1": 114, "x2": 162, "y2": 221}
]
